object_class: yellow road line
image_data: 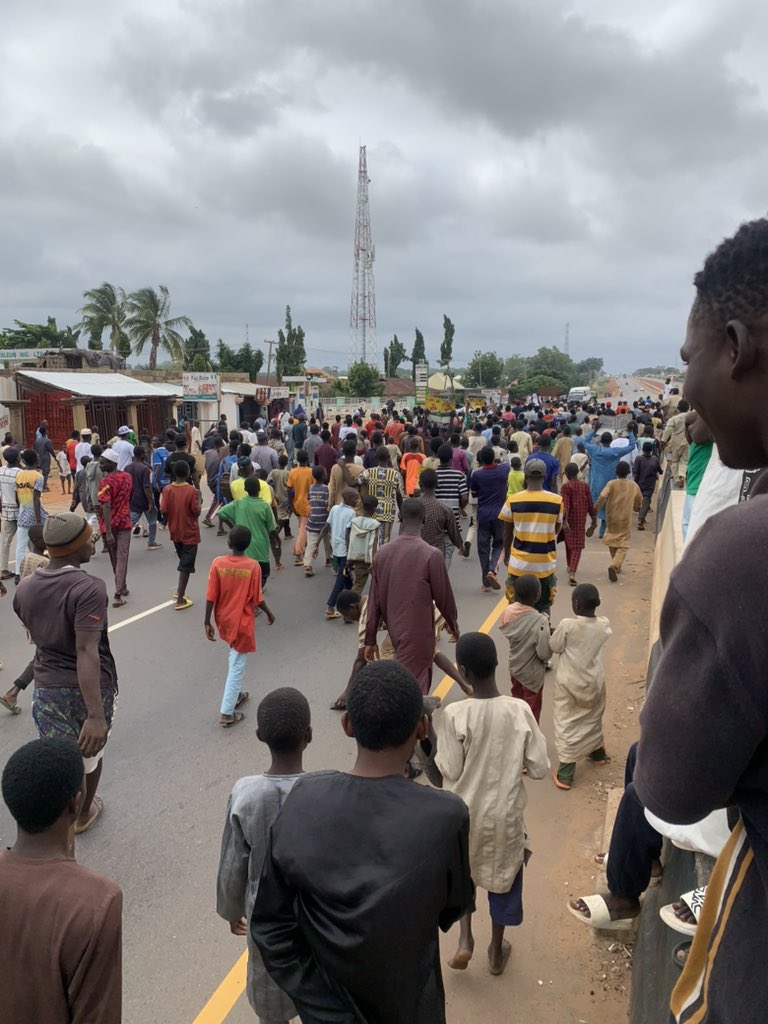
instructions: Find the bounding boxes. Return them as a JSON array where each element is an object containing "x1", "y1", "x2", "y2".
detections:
[
  {"x1": 191, "y1": 951, "x2": 248, "y2": 1024},
  {"x1": 433, "y1": 594, "x2": 508, "y2": 700},
  {"x1": 191, "y1": 592, "x2": 509, "y2": 1023}
]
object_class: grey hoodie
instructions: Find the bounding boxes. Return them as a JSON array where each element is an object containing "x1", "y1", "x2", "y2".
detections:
[{"x1": 498, "y1": 603, "x2": 552, "y2": 692}]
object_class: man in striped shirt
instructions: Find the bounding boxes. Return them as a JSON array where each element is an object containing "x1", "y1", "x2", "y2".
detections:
[{"x1": 499, "y1": 458, "x2": 563, "y2": 615}]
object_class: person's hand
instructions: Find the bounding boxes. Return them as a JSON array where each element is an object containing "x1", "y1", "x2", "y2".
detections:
[
  {"x1": 204, "y1": 623, "x2": 216, "y2": 642},
  {"x1": 562, "y1": 520, "x2": 570, "y2": 534},
  {"x1": 266, "y1": 612, "x2": 275, "y2": 625},
  {"x1": 0, "y1": 580, "x2": 6, "y2": 598},
  {"x1": 77, "y1": 715, "x2": 108, "y2": 758},
  {"x1": 105, "y1": 532, "x2": 115, "y2": 547},
  {"x1": 363, "y1": 644, "x2": 377, "y2": 663},
  {"x1": 229, "y1": 918, "x2": 247, "y2": 937},
  {"x1": 448, "y1": 630, "x2": 459, "y2": 644},
  {"x1": 312, "y1": 546, "x2": 319, "y2": 558}
]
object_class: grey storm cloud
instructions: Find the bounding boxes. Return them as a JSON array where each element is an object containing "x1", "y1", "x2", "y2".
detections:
[{"x1": 3, "y1": 0, "x2": 768, "y2": 370}]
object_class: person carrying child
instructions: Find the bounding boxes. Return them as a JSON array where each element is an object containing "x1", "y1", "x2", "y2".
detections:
[
  {"x1": 497, "y1": 574, "x2": 552, "y2": 723},
  {"x1": 346, "y1": 494, "x2": 379, "y2": 593},
  {"x1": 436, "y1": 632, "x2": 549, "y2": 977},
  {"x1": 216, "y1": 687, "x2": 310, "y2": 1018},
  {"x1": 550, "y1": 583, "x2": 612, "y2": 790}
]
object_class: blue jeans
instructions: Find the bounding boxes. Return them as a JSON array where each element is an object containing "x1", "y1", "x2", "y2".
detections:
[
  {"x1": 220, "y1": 647, "x2": 248, "y2": 716},
  {"x1": 130, "y1": 508, "x2": 158, "y2": 546},
  {"x1": 327, "y1": 555, "x2": 351, "y2": 609}
]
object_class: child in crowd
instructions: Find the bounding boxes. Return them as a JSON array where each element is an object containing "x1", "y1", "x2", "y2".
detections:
[
  {"x1": 0, "y1": 525, "x2": 49, "y2": 715},
  {"x1": 266, "y1": 454, "x2": 292, "y2": 539},
  {"x1": 160, "y1": 460, "x2": 201, "y2": 611},
  {"x1": 205, "y1": 526, "x2": 275, "y2": 727},
  {"x1": 506, "y1": 455, "x2": 525, "y2": 499},
  {"x1": 346, "y1": 494, "x2": 379, "y2": 593},
  {"x1": 550, "y1": 584, "x2": 612, "y2": 790},
  {"x1": 315, "y1": 487, "x2": 357, "y2": 619},
  {"x1": 55, "y1": 448, "x2": 72, "y2": 494},
  {"x1": 561, "y1": 462, "x2": 597, "y2": 586},
  {"x1": 497, "y1": 574, "x2": 552, "y2": 723},
  {"x1": 217, "y1": 686, "x2": 310, "y2": 1017},
  {"x1": 401, "y1": 436, "x2": 426, "y2": 496},
  {"x1": 436, "y1": 633, "x2": 549, "y2": 977},
  {"x1": 303, "y1": 466, "x2": 331, "y2": 577}
]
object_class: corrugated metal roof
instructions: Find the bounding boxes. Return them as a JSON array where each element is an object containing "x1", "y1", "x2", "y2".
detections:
[
  {"x1": 16, "y1": 370, "x2": 182, "y2": 399},
  {"x1": 221, "y1": 382, "x2": 258, "y2": 396}
]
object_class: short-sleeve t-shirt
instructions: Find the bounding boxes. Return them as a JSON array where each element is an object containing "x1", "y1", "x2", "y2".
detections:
[
  {"x1": 160, "y1": 482, "x2": 201, "y2": 545},
  {"x1": 286, "y1": 466, "x2": 313, "y2": 517},
  {"x1": 435, "y1": 465, "x2": 469, "y2": 522},
  {"x1": 152, "y1": 446, "x2": 171, "y2": 488},
  {"x1": 16, "y1": 468, "x2": 45, "y2": 528},
  {"x1": 13, "y1": 567, "x2": 117, "y2": 690},
  {"x1": 470, "y1": 464, "x2": 510, "y2": 523},
  {"x1": 402, "y1": 451, "x2": 425, "y2": 495},
  {"x1": 124, "y1": 461, "x2": 151, "y2": 513},
  {"x1": 498, "y1": 489, "x2": 562, "y2": 578},
  {"x1": 230, "y1": 477, "x2": 272, "y2": 503},
  {"x1": 97, "y1": 471, "x2": 133, "y2": 532},
  {"x1": 308, "y1": 483, "x2": 330, "y2": 531},
  {"x1": 327, "y1": 502, "x2": 355, "y2": 557},
  {"x1": 217, "y1": 497, "x2": 276, "y2": 563},
  {"x1": 206, "y1": 555, "x2": 263, "y2": 653}
]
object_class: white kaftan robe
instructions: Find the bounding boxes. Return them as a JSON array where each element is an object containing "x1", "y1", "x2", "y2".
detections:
[
  {"x1": 550, "y1": 615, "x2": 612, "y2": 763},
  {"x1": 435, "y1": 696, "x2": 549, "y2": 892}
]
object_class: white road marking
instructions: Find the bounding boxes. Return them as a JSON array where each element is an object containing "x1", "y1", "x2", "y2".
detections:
[{"x1": 108, "y1": 600, "x2": 175, "y2": 632}]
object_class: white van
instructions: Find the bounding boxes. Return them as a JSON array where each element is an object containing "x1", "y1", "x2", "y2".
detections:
[{"x1": 567, "y1": 386, "x2": 593, "y2": 404}]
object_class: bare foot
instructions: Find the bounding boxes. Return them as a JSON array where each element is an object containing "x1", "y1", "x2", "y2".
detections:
[
  {"x1": 488, "y1": 939, "x2": 511, "y2": 976},
  {"x1": 448, "y1": 944, "x2": 474, "y2": 971}
]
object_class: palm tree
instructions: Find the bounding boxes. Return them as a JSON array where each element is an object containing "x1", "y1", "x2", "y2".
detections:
[
  {"x1": 125, "y1": 285, "x2": 192, "y2": 370},
  {"x1": 79, "y1": 282, "x2": 130, "y2": 353}
]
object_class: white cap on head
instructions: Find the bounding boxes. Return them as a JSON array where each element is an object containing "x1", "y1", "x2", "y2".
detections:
[
  {"x1": 100, "y1": 448, "x2": 119, "y2": 463},
  {"x1": 117, "y1": 425, "x2": 130, "y2": 435}
]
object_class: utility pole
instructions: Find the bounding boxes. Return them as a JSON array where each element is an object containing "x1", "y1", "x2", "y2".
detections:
[
  {"x1": 349, "y1": 145, "x2": 377, "y2": 368},
  {"x1": 264, "y1": 339, "x2": 276, "y2": 382}
]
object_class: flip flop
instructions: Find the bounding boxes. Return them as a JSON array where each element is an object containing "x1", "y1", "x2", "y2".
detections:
[
  {"x1": 235, "y1": 691, "x2": 249, "y2": 708},
  {"x1": 566, "y1": 895, "x2": 639, "y2": 931},
  {"x1": 219, "y1": 711, "x2": 245, "y2": 728},
  {"x1": 486, "y1": 572, "x2": 501, "y2": 591},
  {"x1": 174, "y1": 597, "x2": 194, "y2": 611},
  {"x1": 74, "y1": 795, "x2": 103, "y2": 835},
  {"x1": 112, "y1": 597, "x2": 126, "y2": 608},
  {"x1": 585, "y1": 523, "x2": 596, "y2": 538},
  {"x1": 672, "y1": 941, "x2": 692, "y2": 971},
  {"x1": 553, "y1": 771, "x2": 571, "y2": 790},
  {"x1": 0, "y1": 695, "x2": 21, "y2": 715},
  {"x1": 659, "y1": 888, "x2": 705, "y2": 936}
]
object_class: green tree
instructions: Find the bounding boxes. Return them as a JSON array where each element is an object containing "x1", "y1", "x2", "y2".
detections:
[
  {"x1": 0, "y1": 317, "x2": 80, "y2": 349},
  {"x1": 383, "y1": 334, "x2": 407, "y2": 377},
  {"x1": 275, "y1": 305, "x2": 306, "y2": 381},
  {"x1": 125, "y1": 285, "x2": 192, "y2": 370},
  {"x1": 502, "y1": 354, "x2": 530, "y2": 383},
  {"x1": 347, "y1": 361, "x2": 382, "y2": 396},
  {"x1": 517, "y1": 373, "x2": 564, "y2": 395},
  {"x1": 214, "y1": 339, "x2": 238, "y2": 372},
  {"x1": 462, "y1": 350, "x2": 504, "y2": 388},
  {"x1": 236, "y1": 342, "x2": 265, "y2": 382},
  {"x1": 184, "y1": 326, "x2": 212, "y2": 370},
  {"x1": 439, "y1": 314, "x2": 455, "y2": 386},
  {"x1": 573, "y1": 356, "x2": 604, "y2": 383},
  {"x1": 410, "y1": 327, "x2": 426, "y2": 380},
  {"x1": 525, "y1": 346, "x2": 575, "y2": 390},
  {"x1": 78, "y1": 282, "x2": 129, "y2": 353}
]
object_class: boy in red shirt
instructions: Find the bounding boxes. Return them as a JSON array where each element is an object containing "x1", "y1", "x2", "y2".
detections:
[
  {"x1": 204, "y1": 525, "x2": 275, "y2": 727},
  {"x1": 160, "y1": 460, "x2": 201, "y2": 610}
]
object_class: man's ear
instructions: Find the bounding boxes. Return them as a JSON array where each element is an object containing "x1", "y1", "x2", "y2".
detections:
[
  {"x1": 341, "y1": 712, "x2": 355, "y2": 738},
  {"x1": 725, "y1": 319, "x2": 758, "y2": 378}
]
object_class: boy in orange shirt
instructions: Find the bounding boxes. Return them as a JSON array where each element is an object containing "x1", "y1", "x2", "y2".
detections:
[
  {"x1": 401, "y1": 436, "x2": 426, "y2": 496},
  {"x1": 204, "y1": 525, "x2": 275, "y2": 727},
  {"x1": 286, "y1": 449, "x2": 313, "y2": 566}
]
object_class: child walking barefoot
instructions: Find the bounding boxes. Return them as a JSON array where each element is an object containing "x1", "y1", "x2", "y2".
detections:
[
  {"x1": 436, "y1": 632, "x2": 549, "y2": 976},
  {"x1": 550, "y1": 584, "x2": 612, "y2": 790}
]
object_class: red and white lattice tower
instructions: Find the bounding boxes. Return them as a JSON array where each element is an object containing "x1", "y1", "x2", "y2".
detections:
[{"x1": 349, "y1": 145, "x2": 377, "y2": 367}]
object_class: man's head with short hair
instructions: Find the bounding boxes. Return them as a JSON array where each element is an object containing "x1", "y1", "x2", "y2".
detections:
[
  {"x1": 2, "y1": 738, "x2": 83, "y2": 835},
  {"x1": 174, "y1": 435, "x2": 187, "y2": 449},
  {"x1": 408, "y1": 436, "x2": 420, "y2": 451},
  {"x1": 344, "y1": 662, "x2": 424, "y2": 752},
  {"x1": 3, "y1": 447, "x2": 19, "y2": 466},
  {"x1": 342, "y1": 438, "x2": 357, "y2": 459},
  {"x1": 478, "y1": 446, "x2": 495, "y2": 467},
  {"x1": 321, "y1": 429, "x2": 331, "y2": 443},
  {"x1": 376, "y1": 445, "x2": 391, "y2": 465},
  {"x1": 573, "y1": 582, "x2": 601, "y2": 616},
  {"x1": 228, "y1": 525, "x2": 251, "y2": 553},
  {"x1": 342, "y1": 487, "x2": 358, "y2": 507},
  {"x1": 20, "y1": 449, "x2": 38, "y2": 468},
  {"x1": 361, "y1": 494, "x2": 378, "y2": 516},
  {"x1": 510, "y1": 455, "x2": 522, "y2": 470},
  {"x1": 133, "y1": 445, "x2": 146, "y2": 461},
  {"x1": 419, "y1": 468, "x2": 437, "y2": 492},
  {"x1": 244, "y1": 475, "x2": 261, "y2": 497},
  {"x1": 312, "y1": 465, "x2": 326, "y2": 482},
  {"x1": 438, "y1": 443, "x2": 452, "y2": 465},
  {"x1": 401, "y1": 496, "x2": 426, "y2": 523},
  {"x1": 173, "y1": 460, "x2": 190, "y2": 481},
  {"x1": 278, "y1": 453, "x2": 289, "y2": 468},
  {"x1": 564, "y1": 461, "x2": 579, "y2": 480},
  {"x1": 600, "y1": 431, "x2": 613, "y2": 446},
  {"x1": 616, "y1": 461, "x2": 630, "y2": 478},
  {"x1": 336, "y1": 588, "x2": 362, "y2": 622},
  {"x1": 678, "y1": 399, "x2": 690, "y2": 413},
  {"x1": 296, "y1": 449, "x2": 309, "y2": 465},
  {"x1": 513, "y1": 573, "x2": 542, "y2": 607},
  {"x1": 642, "y1": 441, "x2": 654, "y2": 453},
  {"x1": 257, "y1": 688, "x2": 311, "y2": 754}
]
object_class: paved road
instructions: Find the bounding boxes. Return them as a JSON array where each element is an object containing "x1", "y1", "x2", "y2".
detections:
[{"x1": 0, "y1": 418, "x2": 656, "y2": 1023}]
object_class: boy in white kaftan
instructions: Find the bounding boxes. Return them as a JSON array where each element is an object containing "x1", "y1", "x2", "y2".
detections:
[
  {"x1": 550, "y1": 583, "x2": 612, "y2": 789},
  {"x1": 435, "y1": 632, "x2": 549, "y2": 977}
]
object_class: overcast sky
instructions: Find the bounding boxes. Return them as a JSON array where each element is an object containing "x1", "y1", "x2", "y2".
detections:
[{"x1": 3, "y1": 0, "x2": 768, "y2": 372}]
